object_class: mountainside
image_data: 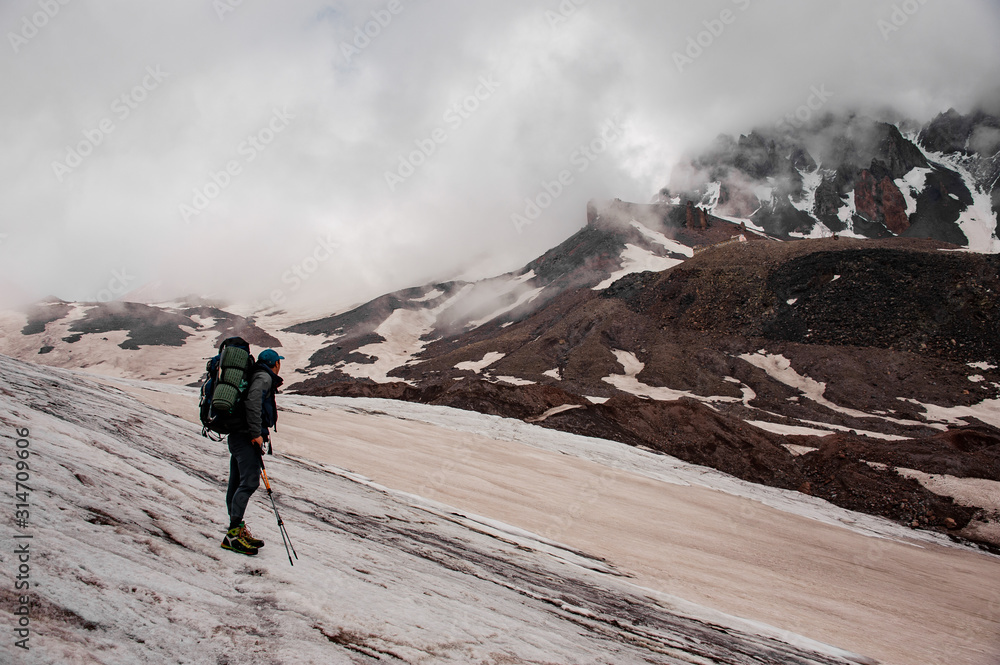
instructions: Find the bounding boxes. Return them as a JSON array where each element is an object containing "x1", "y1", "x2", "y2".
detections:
[
  {"x1": 3, "y1": 109, "x2": 1000, "y2": 553},
  {"x1": 0, "y1": 199, "x2": 753, "y2": 386},
  {"x1": 0, "y1": 300, "x2": 325, "y2": 388},
  {"x1": 293, "y1": 236, "x2": 1000, "y2": 550},
  {"x1": 5, "y1": 111, "x2": 997, "y2": 390},
  {"x1": 283, "y1": 200, "x2": 758, "y2": 382},
  {"x1": 664, "y1": 110, "x2": 1000, "y2": 251}
]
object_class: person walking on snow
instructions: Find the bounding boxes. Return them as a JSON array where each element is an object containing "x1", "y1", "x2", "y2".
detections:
[{"x1": 221, "y1": 348, "x2": 285, "y2": 556}]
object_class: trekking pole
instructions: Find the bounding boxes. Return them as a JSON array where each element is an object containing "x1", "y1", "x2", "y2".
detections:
[{"x1": 258, "y1": 451, "x2": 298, "y2": 566}]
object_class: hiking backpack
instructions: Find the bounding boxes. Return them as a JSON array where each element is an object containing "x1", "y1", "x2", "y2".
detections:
[{"x1": 199, "y1": 337, "x2": 255, "y2": 440}]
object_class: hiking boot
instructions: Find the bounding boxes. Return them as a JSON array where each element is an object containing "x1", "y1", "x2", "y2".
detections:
[
  {"x1": 221, "y1": 526, "x2": 258, "y2": 556},
  {"x1": 238, "y1": 522, "x2": 264, "y2": 548}
]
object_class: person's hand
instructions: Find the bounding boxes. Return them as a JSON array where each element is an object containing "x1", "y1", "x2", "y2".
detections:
[{"x1": 251, "y1": 436, "x2": 264, "y2": 450}]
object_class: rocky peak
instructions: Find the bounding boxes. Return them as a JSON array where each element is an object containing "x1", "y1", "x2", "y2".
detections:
[
  {"x1": 873, "y1": 122, "x2": 928, "y2": 179},
  {"x1": 920, "y1": 109, "x2": 973, "y2": 154},
  {"x1": 733, "y1": 131, "x2": 781, "y2": 179}
]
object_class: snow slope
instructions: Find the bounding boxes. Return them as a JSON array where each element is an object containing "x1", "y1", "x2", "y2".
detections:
[
  {"x1": 91, "y1": 370, "x2": 1000, "y2": 665},
  {"x1": 0, "y1": 354, "x2": 896, "y2": 665}
]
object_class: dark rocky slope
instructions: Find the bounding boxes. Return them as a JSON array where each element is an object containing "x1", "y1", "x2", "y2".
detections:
[{"x1": 292, "y1": 237, "x2": 1000, "y2": 551}]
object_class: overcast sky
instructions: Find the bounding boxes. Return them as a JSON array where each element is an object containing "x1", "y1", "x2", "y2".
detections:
[{"x1": 2, "y1": 0, "x2": 998, "y2": 311}]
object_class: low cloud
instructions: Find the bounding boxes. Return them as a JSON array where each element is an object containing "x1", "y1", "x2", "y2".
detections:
[{"x1": 1, "y1": 0, "x2": 998, "y2": 310}]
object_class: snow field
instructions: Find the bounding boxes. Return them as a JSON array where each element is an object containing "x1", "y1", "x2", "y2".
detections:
[
  {"x1": 0, "y1": 355, "x2": 895, "y2": 665},
  {"x1": 108, "y1": 371, "x2": 1000, "y2": 665}
]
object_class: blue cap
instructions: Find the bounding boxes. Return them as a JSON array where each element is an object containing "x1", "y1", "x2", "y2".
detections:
[{"x1": 258, "y1": 349, "x2": 285, "y2": 367}]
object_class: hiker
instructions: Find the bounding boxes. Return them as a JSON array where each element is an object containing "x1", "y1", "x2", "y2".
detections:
[{"x1": 221, "y1": 348, "x2": 285, "y2": 556}]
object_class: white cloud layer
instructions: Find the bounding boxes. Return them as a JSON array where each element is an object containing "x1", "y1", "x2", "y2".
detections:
[{"x1": 2, "y1": 0, "x2": 998, "y2": 310}]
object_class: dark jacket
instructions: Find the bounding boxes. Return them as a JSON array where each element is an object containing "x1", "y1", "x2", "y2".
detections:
[{"x1": 244, "y1": 363, "x2": 283, "y2": 439}]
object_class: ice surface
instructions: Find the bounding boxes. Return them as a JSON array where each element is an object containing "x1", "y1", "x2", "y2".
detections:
[{"x1": 0, "y1": 354, "x2": 907, "y2": 665}]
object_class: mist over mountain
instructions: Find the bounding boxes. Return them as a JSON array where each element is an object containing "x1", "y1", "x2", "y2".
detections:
[
  {"x1": 3, "y1": 1, "x2": 1000, "y2": 309},
  {"x1": 662, "y1": 109, "x2": 1000, "y2": 249}
]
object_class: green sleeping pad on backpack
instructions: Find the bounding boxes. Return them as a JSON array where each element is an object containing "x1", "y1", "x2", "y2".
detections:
[{"x1": 212, "y1": 344, "x2": 252, "y2": 413}]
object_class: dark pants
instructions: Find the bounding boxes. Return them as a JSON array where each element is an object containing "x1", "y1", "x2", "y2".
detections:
[{"x1": 226, "y1": 431, "x2": 261, "y2": 529}]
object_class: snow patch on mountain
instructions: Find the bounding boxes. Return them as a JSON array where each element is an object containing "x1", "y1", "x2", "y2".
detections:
[
  {"x1": 340, "y1": 285, "x2": 476, "y2": 383},
  {"x1": 338, "y1": 308, "x2": 436, "y2": 383},
  {"x1": 702, "y1": 181, "x2": 722, "y2": 209},
  {"x1": 893, "y1": 468, "x2": 1000, "y2": 514},
  {"x1": 834, "y1": 195, "x2": 869, "y2": 239},
  {"x1": 895, "y1": 166, "x2": 933, "y2": 217},
  {"x1": 525, "y1": 403, "x2": 586, "y2": 423},
  {"x1": 467, "y1": 285, "x2": 545, "y2": 328},
  {"x1": 789, "y1": 222, "x2": 836, "y2": 240},
  {"x1": 491, "y1": 375, "x2": 536, "y2": 386},
  {"x1": 455, "y1": 351, "x2": 505, "y2": 373},
  {"x1": 792, "y1": 419, "x2": 910, "y2": 442},
  {"x1": 791, "y1": 169, "x2": 823, "y2": 214},
  {"x1": 739, "y1": 352, "x2": 941, "y2": 429},
  {"x1": 603, "y1": 350, "x2": 740, "y2": 405},
  {"x1": 747, "y1": 420, "x2": 835, "y2": 437},
  {"x1": 956, "y1": 182, "x2": 1000, "y2": 253},
  {"x1": 629, "y1": 220, "x2": 695, "y2": 257},
  {"x1": 724, "y1": 375, "x2": 757, "y2": 406},
  {"x1": 899, "y1": 397, "x2": 1000, "y2": 430},
  {"x1": 739, "y1": 351, "x2": 879, "y2": 421},
  {"x1": 593, "y1": 246, "x2": 685, "y2": 291},
  {"x1": 410, "y1": 288, "x2": 444, "y2": 303},
  {"x1": 910, "y1": 146, "x2": 1000, "y2": 253}
]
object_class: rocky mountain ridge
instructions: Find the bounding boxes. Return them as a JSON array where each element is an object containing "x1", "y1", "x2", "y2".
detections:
[{"x1": 663, "y1": 109, "x2": 1000, "y2": 250}]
